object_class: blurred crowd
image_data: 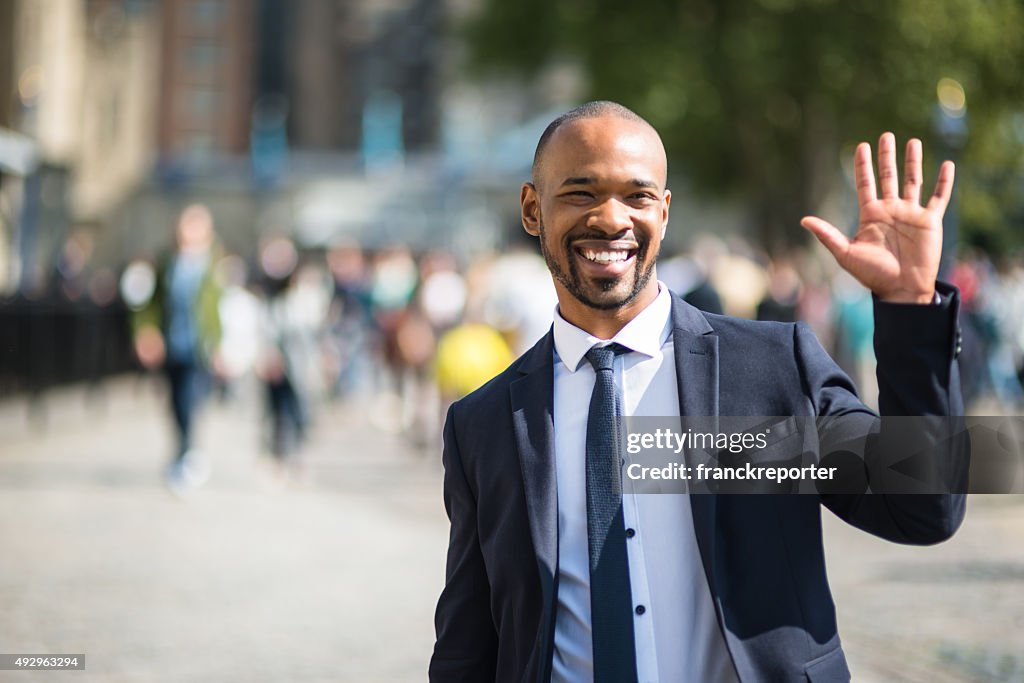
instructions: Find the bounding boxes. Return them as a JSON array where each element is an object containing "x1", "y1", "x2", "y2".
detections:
[
  {"x1": 3, "y1": 204, "x2": 1023, "y2": 493},
  {"x1": 115, "y1": 204, "x2": 557, "y2": 492}
]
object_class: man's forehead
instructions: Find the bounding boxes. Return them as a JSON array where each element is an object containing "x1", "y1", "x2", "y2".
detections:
[{"x1": 540, "y1": 115, "x2": 667, "y2": 186}]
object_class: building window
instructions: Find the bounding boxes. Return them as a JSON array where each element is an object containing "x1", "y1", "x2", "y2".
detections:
[
  {"x1": 185, "y1": 132, "x2": 215, "y2": 160},
  {"x1": 188, "y1": 88, "x2": 220, "y2": 119},
  {"x1": 190, "y1": 0, "x2": 224, "y2": 28},
  {"x1": 186, "y1": 42, "x2": 223, "y2": 73}
]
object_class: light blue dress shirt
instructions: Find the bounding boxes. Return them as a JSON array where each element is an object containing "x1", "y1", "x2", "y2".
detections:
[{"x1": 550, "y1": 283, "x2": 739, "y2": 683}]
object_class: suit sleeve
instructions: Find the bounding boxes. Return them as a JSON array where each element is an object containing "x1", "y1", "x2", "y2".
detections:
[
  {"x1": 800, "y1": 282, "x2": 967, "y2": 545},
  {"x1": 429, "y1": 403, "x2": 498, "y2": 682}
]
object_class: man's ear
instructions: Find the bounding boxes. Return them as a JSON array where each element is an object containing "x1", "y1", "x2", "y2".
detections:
[
  {"x1": 661, "y1": 189, "x2": 671, "y2": 240},
  {"x1": 521, "y1": 182, "x2": 541, "y2": 237}
]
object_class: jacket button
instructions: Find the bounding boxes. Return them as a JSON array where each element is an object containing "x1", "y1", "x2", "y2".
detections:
[
  {"x1": 625, "y1": 528, "x2": 636, "y2": 538},
  {"x1": 635, "y1": 605, "x2": 646, "y2": 616}
]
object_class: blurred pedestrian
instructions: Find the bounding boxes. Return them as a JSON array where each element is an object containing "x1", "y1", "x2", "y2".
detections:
[
  {"x1": 213, "y1": 254, "x2": 262, "y2": 401},
  {"x1": 469, "y1": 249, "x2": 558, "y2": 355},
  {"x1": 132, "y1": 204, "x2": 222, "y2": 496},
  {"x1": 658, "y1": 245, "x2": 725, "y2": 315},
  {"x1": 367, "y1": 245, "x2": 422, "y2": 431},
  {"x1": 756, "y1": 258, "x2": 803, "y2": 322},
  {"x1": 831, "y1": 270, "x2": 876, "y2": 403},
  {"x1": 256, "y1": 238, "x2": 330, "y2": 477},
  {"x1": 325, "y1": 241, "x2": 373, "y2": 400}
]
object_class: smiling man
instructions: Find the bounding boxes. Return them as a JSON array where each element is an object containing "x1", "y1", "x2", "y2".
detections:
[
  {"x1": 429, "y1": 101, "x2": 965, "y2": 683},
  {"x1": 524, "y1": 104, "x2": 667, "y2": 332}
]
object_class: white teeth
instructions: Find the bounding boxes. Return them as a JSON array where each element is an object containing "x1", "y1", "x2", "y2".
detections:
[{"x1": 582, "y1": 249, "x2": 630, "y2": 264}]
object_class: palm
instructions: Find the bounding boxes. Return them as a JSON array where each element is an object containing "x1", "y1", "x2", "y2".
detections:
[{"x1": 802, "y1": 134, "x2": 955, "y2": 304}]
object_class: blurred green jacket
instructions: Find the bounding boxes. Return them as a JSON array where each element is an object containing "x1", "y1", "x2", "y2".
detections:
[{"x1": 132, "y1": 253, "x2": 222, "y2": 367}]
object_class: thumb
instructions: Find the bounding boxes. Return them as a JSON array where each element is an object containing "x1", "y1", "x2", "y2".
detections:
[{"x1": 801, "y1": 217, "x2": 850, "y2": 263}]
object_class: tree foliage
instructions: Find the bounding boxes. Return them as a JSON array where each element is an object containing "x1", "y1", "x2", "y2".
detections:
[{"x1": 464, "y1": 0, "x2": 1024, "y2": 252}]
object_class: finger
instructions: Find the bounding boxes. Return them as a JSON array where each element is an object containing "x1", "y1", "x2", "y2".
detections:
[
  {"x1": 878, "y1": 132, "x2": 899, "y2": 199},
  {"x1": 853, "y1": 142, "x2": 877, "y2": 206},
  {"x1": 926, "y1": 160, "x2": 956, "y2": 214},
  {"x1": 801, "y1": 217, "x2": 851, "y2": 263},
  {"x1": 903, "y1": 138, "x2": 922, "y2": 205}
]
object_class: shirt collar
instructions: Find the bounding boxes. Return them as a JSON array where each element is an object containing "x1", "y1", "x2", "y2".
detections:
[{"x1": 552, "y1": 282, "x2": 673, "y2": 372}]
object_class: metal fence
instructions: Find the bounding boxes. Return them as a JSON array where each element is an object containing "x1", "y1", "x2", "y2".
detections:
[{"x1": 0, "y1": 298, "x2": 137, "y2": 395}]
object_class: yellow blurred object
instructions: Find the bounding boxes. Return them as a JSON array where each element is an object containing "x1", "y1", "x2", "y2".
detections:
[{"x1": 435, "y1": 323, "x2": 515, "y2": 399}]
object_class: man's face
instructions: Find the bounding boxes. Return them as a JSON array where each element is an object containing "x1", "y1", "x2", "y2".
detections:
[
  {"x1": 177, "y1": 205, "x2": 214, "y2": 253},
  {"x1": 521, "y1": 116, "x2": 670, "y2": 315}
]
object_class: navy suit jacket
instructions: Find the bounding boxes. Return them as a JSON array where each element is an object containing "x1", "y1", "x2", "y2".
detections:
[{"x1": 430, "y1": 285, "x2": 965, "y2": 683}]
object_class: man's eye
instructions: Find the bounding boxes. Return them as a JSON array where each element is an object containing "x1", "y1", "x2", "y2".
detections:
[{"x1": 629, "y1": 193, "x2": 656, "y2": 202}]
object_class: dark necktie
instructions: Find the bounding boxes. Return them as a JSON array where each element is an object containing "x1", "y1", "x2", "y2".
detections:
[{"x1": 584, "y1": 343, "x2": 638, "y2": 683}]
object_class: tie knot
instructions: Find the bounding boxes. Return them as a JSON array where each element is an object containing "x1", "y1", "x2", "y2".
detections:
[{"x1": 585, "y1": 343, "x2": 629, "y2": 372}]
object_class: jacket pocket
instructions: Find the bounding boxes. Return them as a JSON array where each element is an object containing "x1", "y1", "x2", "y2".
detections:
[{"x1": 804, "y1": 647, "x2": 851, "y2": 682}]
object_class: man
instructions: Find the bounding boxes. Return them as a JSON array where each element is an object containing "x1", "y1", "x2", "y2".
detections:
[
  {"x1": 429, "y1": 101, "x2": 963, "y2": 682},
  {"x1": 133, "y1": 204, "x2": 222, "y2": 495}
]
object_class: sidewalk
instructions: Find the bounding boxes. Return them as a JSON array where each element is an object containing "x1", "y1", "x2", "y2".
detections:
[
  {"x1": 0, "y1": 377, "x2": 447, "y2": 683},
  {"x1": 1, "y1": 377, "x2": 1022, "y2": 682},
  {"x1": 825, "y1": 495, "x2": 1024, "y2": 683}
]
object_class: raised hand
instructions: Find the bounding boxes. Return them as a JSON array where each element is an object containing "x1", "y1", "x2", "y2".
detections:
[{"x1": 801, "y1": 133, "x2": 955, "y2": 304}]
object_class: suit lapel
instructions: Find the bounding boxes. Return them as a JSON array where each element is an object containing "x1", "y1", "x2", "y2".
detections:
[
  {"x1": 510, "y1": 332, "x2": 558, "y2": 577},
  {"x1": 670, "y1": 294, "x2": 719, "y2": 420},
  {"x1": 670, "y1": 296, "x2": 721, "y2": 595},
  {"x1": 509, "y1": 330, "x2": 559, "y2": 675}
]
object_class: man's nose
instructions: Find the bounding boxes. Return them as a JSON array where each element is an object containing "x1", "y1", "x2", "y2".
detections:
[{"x1": 586, "y1": 198, "x2": 633, "y2": 234}]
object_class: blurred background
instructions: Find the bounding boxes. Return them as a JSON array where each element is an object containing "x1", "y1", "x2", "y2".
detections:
[{"x1": 0, "y1": 1, "x2": 1022, "y2": 681}]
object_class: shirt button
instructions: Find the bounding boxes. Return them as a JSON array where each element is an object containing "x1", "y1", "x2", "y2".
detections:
[
  {"x1": 635, "y1": 605, "x2": 646, "y2": 616},
  {"x1": 625, "y1": 528, "x2": 636, "y2": 538}
]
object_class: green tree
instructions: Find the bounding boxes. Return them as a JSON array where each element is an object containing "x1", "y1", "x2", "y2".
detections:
[{"x1": 464, "y1": 0, "x2": 1024, "y2": 253}]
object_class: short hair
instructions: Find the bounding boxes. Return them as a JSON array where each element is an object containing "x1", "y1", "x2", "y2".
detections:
[{"x1": 531, "y1": 101, "x2": 651, "y2": 183}]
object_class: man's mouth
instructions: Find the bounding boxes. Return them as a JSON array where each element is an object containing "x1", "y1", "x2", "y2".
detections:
[
  {"x1": 573, "y1": 242, "x2": 639, "y2": 267},
  {"x1": 579, "y1": 248, "x2": 631, "y2": 264}
]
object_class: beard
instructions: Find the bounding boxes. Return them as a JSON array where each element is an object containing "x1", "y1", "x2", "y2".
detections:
[{"x1": 537, "y1": 223, "x2": 657, "y2": 311}]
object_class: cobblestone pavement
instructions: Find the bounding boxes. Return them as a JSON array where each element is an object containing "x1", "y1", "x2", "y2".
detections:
[{"x1": 1, "y1": 378, "x2": 1022, "y2": 682}]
